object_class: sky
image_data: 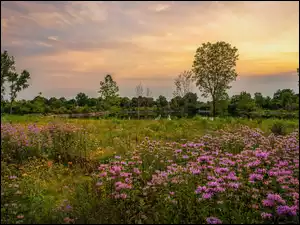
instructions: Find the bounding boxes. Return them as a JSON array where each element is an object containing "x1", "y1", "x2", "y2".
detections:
[{"x1": 1, "y1": 1, "x2": 299, "y2": 101}]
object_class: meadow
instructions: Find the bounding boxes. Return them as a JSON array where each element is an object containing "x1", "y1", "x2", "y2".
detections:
[{"x1": 1, "y1": 115, "x2": 299, "y2": 224}]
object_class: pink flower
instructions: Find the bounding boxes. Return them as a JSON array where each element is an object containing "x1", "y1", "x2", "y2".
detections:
[
  {"x1": 267, "y1": 194, "x2": 286, "y2": 205},
  {"x1": 133, "y1": 168, "x2": 141, "y2": 175},
  {"x1": 99, "y1": 172, "x2": 107, "y2": 177},
  {"x1": 202, "y1": 192, "x2": 213, "y2": 199},
  {"x1": 261, "y1": 212, "x2": 272, "y2": 219},
  {"x1": 195, "y1": 186, "x2": 207, "y2": 194},
  {"x1": 249, "y1": 173, "x2": 263, "y2": 182},
  {"x1": 119, "y1": 193, "x2": 127, "y2": 199},
  {"x1": 228, "y1": 182, "x2": 240, "y2": 189},
  {"x1": 262, "y1": 199, "x2": 275, "y2": 207}
]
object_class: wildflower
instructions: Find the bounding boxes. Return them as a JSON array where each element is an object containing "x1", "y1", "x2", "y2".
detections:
[
  {"x1": 47, "y1": 161, "x2": 53, "y2": 167},
  {"x1": 208, "y1": 182, "x2": 219, "y2": 187},
  {"x1": 125, "y1": 178, "x2": 132, "y2": 184},
  {"x1": 249, "y1": 173, "x2": 263, "y2": 182},
  {"x1": 206, "y1": 217, "x2": 222, "y2": 224},
  {"x1": 202, "y1": 193, "x2": 213, "y2": 199},
  {"x1": 195, "y1": 186, "x2": 207, "y2": 194},
  {"x1": 262, "y1": 199, "x2": 275, "y2": 207},
  {"x1": 276, "y1": 205, "x2": 297, "y2": 216},
  {"x1": 120, "y1": 193, "x2": 127, "y2": 199},
  {"x1": 261, "y1": 212, "x2": 272, "y2": 219},
  {"x1": 255, "y1": 151, "x2": 269, "y2": 159},
  {"x1": 175, "y1": 149, "x2": 182, "y2": 153},
  {"x1": 191, "y1": 169, "x2": 201, "y2": 175},
  {"x1": 99, "y1": 172, "x2": 107, "y2": 177},
  {"x1": 267, "y1": 194, "x2": 286, "y2": 205},
  {"x1": 228, "y1": 182, "x2": 240, "y2": 189},
  {"x1": 212, "y1": 187, "x2": 226, "y2": 193},
  {"x1": 96, "y1": 182, "x2": 103, "y2": 186},
  {"x1": 215, "y1": 167, "x2": 229, "y2": 174},
  {"x1": 169, "y1": 192, "x2": 175, "y2": 196}
]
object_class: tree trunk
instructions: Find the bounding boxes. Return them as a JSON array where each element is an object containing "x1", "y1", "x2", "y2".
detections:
[
  {"x1": 137, "y1": 100, "x2": 140, "y2": 120},
  {"x1": 212, "y1": 98, "x2": 216, "y2": 118},
  {"x1": 10, "y1": 99, "x2": 13, "y2": 114}
]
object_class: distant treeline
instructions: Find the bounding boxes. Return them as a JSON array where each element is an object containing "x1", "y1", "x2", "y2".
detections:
[{"x1": 1, "y1": 88, "x2": 299, "y2": 119}]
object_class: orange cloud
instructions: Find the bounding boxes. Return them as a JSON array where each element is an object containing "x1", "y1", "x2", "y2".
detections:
[{"x1": 1, "y1": 1, "x2": 299, "y2": 99}]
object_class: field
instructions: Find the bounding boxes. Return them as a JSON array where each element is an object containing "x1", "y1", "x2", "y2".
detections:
[{"x1": 1, "y1": 115, "x2": 299, "y2": 224}]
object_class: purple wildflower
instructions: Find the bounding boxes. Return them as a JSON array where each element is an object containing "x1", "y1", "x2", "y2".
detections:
[
  {"x1": 276, "y1": 205, "x2": 297, "y2": 216},
  {"x1": 206, "y1": 217, "x2": 222, "y2": 224}
]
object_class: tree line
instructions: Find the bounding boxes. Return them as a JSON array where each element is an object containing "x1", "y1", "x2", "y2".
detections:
[{"x1": 1, "y1": 42, "x2": 299, "y2": 119}]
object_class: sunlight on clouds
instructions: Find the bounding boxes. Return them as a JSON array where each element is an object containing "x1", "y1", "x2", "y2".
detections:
[
  {"x1": 36, "y1": 41, "x2": 52, "y2": 48},
  {"x1": 1, "y1": 1, "x2": 299, "y2": 99},
  {"x1": 48, "y1": 36, "x2": 58, "y2": 41},
  {"x1": 151, "y1": 4, "x2": 171, "y2": 12}
]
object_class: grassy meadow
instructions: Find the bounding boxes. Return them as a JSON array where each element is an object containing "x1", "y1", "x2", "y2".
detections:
[{"x1": 1, "y1": 115, "x2": 299, "y2": 224}]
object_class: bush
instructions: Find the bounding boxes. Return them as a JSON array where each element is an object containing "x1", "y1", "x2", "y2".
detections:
[{"x1": 270, "y1": 121, "x2": 286, "y2": 136}]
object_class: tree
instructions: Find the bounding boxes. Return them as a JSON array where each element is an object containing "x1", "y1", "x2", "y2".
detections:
[
  {"x1": 145, "y1": 87, "x2": 152, "y2": 118},
  {"x1": 8, "y1": 70, "x2": 31, "y2": 114},
  {"x1": 173, "y1": 70, "x2": 193, "y2": 98},
  {"x1": 1, "y1": 51, "x2": 16, "y2": 101},
  {"x1": 191, "y1": 41, "x2": 239, "y2": 117},
  {"x1": 120, "y1": 97, "x2": 131, "y2": 109},
  {"x1": 254, "y1": 92, "x2": 264, "y2": 108},
  {"x1": 98, "y1": 74, "x2": 119, "y2": 110},
  {"x1": 229, "y1": 92, "x2": 255, "y2": 117},
  {"x1": 173, "y1": 70, "x2": 193, "y2": 117},
  {"x1": 156, "y1": 95, "x2": 168, "y2": 116},
  {"x1": 75, "y1": 92, "x2": 89, "y2": 107},
  {"x1": 87, "y1": 98, "x2": 98, "y2": 108},
  {"x1": 273, "y1": 89, "x2": 295, "y2": 110},
  {"x1": 216, "y1": 92, "x2": 230, "y2": 116},
  {"x1": 135, "y1": 82, "x2": 143, "y2": 119},
  {"x1": 183, "y1": 92, "x2": 198, "y2": 117},
  {"x1": 170, "y1": 96, "x2": 183, "y2": 117}
]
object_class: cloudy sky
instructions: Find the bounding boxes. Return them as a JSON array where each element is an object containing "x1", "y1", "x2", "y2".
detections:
[{"x1": 1, "y1": 1, "x2": 299, "y2": 100}]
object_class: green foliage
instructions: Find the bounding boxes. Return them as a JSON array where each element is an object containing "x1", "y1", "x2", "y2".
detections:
[
  {"x1": 75, "y1": 92, "x2": 89, "y2": 107},
  {"x1": 1, "y1": 51, "x2": 31, "y2": 114},
  {"x1": 1, "y1": 51, "x2": 16, "y2": 100},
  {"x1": 192, "y1": 41, "x2": 239, "y2": 117},
  {"x1": 270, "y1": 121, "x2": 287, "y2": 136},
  {"x1": 98, "y1": 74, "x2": 119, "y2": 110}
]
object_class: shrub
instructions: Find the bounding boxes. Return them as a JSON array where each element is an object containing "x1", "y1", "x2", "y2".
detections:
[{"x1": 270, "y1": 121, "x2": 286, "y2": 136}]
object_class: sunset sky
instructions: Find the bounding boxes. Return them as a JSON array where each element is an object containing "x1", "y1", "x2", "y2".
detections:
[{"x1": 1, "y1": 1, "x2": 299, "y2": 100}]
